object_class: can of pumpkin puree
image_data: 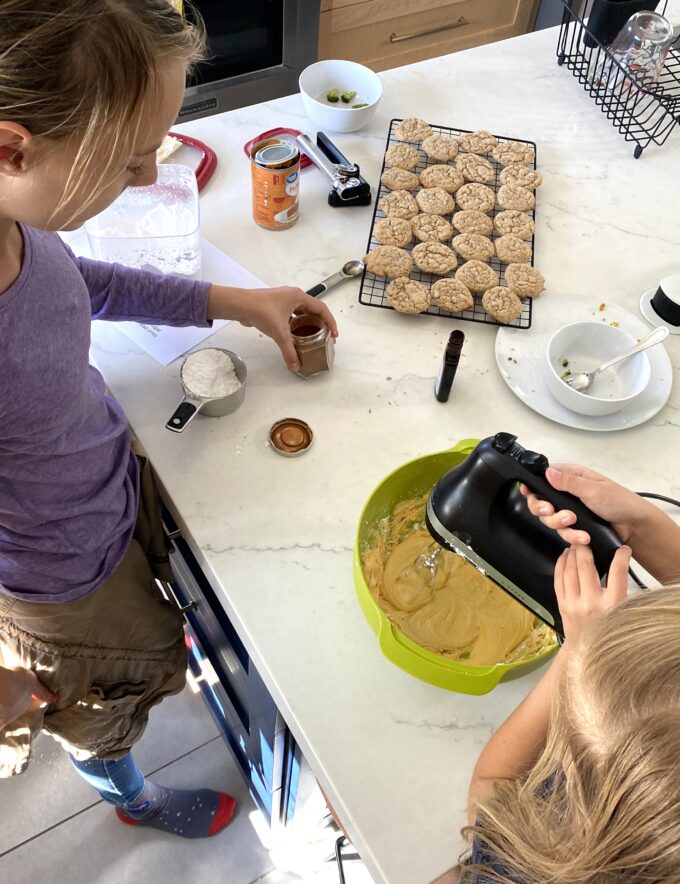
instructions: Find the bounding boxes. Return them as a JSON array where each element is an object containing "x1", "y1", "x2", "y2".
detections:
[{"x1": 250, "y1": 139, "x2": 300, "y2": 230}]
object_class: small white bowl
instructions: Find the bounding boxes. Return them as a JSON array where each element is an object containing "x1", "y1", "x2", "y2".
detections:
[
  {"x1": 299, "y1": 59, "x2": 383, "y2": 133},
  {"x1": 546, "y1": 321, "x2": 650, "y2": 416}
]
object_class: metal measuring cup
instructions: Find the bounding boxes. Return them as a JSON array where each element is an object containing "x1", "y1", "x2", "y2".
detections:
[{"x1": 165, "y1": 347, "x2": 247, "y2": 433}]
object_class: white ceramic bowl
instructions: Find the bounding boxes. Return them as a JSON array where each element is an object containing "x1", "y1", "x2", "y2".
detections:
[
  {"x1": 546, "y1": 321, "x2": 651, "y2": 416},
  {"x1": 299, "y1": 59, "x2": 383, "y2": 133}
]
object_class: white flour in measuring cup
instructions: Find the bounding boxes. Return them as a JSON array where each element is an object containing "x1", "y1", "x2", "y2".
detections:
[{"x1": 182, "y1": 349, "x2": 241, "y2": 398}]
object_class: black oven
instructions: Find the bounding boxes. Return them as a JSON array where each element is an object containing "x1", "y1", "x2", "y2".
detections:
[{"x1": 179, "y1": 0, "x2": 320, "y2": 121}]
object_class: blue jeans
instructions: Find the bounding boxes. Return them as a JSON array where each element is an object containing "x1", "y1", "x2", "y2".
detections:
[{"x1": 70, "y1": 752, "x2": 145, "y2": 807}]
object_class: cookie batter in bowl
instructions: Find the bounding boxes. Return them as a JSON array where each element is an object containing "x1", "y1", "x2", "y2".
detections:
[{"x1": 363, "y1": 496, "x2": 554, "y2": 667}]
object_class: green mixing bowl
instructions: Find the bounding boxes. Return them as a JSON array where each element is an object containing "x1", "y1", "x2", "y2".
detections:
[{"x1": 353, "y1": 439, "x2": 557, "y2": 695}]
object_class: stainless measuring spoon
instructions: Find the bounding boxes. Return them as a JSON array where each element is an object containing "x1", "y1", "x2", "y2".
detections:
[
  {"x1": 306, "y1": 259, "x2": 364, "y2": 298},
  {"x1": 565, "y1": 325, "x2": 669, "y2": 393}
]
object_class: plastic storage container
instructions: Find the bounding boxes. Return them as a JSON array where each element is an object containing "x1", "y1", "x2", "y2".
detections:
[{"x1": 85, "y1": 164, "x2": 201, "y2": 278}]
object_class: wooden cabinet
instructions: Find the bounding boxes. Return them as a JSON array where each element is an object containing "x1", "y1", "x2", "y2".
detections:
[{"x1": 319, "y1": 0, "x2": 541, "y2": 71}]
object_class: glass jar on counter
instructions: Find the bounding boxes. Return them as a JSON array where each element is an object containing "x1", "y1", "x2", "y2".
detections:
[{"x1": 289, "y1": 314, "x2": 334, "y2": 378}]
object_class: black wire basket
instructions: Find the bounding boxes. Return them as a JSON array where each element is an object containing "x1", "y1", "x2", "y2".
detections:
[{"x1": 557, "y1": 0, "x2": 680, "y2": 157}]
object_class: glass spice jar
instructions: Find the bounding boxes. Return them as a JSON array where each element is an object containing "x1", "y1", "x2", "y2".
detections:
[{"x1": 289, "y1": 313, "x2": 334, "y2": 378}]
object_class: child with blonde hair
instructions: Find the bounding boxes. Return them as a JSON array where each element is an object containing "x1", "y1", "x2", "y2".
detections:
[
  {"x1": 457, "y1": 464, "x2": 680, "y2": 882},
  {"x1": 0, "y1": 0, "x2": 336, "y2": 838}
]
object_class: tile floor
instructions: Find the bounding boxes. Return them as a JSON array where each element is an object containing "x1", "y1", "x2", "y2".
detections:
[{"x1": 0, "y1": 684, "x2": 374, "y2": 884}]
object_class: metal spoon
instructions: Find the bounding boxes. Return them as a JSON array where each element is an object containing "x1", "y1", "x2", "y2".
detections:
[
  {"x1": 306, "y1": 259, "x2": 364, "y2": 297},
  {"x1": 564, "y1": 325, "x2": 669, "y2": 393}
]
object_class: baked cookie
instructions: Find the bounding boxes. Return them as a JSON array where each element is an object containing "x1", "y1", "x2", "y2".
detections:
[
  {"x1": 394, "y1": 118, "x2": 433, "y2": 143},
  {"x1": 505, "y1": 263, "x2": 545, "y2": 297},
  {"x1": 422, "y1": 133, "x2": 459, "y2": 162},
  {"x1": 456, "y1": 153, "x2": 495, "y2": 184},
  {"x1": 455, "y1": 183, "x2": 495, "y2": 213},
  {"x1": 482, "y1": 286, "x2": 524, "y2": 324},
  {"x1": 499, "y1": 164, "x2": 543, "y2": 190},
  {"x1": 492, "y1": 141, "x2": 535, "y2": 166},
  {"x1": 363, "y1": 245, "x2": 413, "y2": 278},
  {"x1": 381, "y1": 168, "x2": 420, "y2": 192},
  {"x1": 386, "y1": 277, "x2": 431, "y2": 314},
  {"x1": 497, "y1": 184, "x2": 535, "y2": 212},
  {"x1": 455, "y1": 260, "x2": 497, "y2": 293},
  {"x1": 378, "y1": 190, "x2": 419, "y2": 220},
  {"x1": 451, "y1": 210, "x2": 493, "y2": 236},
  {"x1": 374, "y1": 216, "x2": 413, "y2": 248},
  {"x1": 415, "y1": 187, "x2": 455, "y2": 216},
  {"x1": 457, "y1": 130, "x2": 498, "y2": 154},
  {"x1": 411, "y1": 213, "x2": 454, "y2": 243},
  {"x1": 431, "y1": 278, "x2": 474, "y2": 313},
  {"x1": 452, "y1": 233, "x2": 495, "y2": 262},
  {"x1": 412, "y1": 242, "x2": 458, "y2": 275},
  {"x1": 385, "y1": 143, "x2": 421, "y2": 170},
  {"x1": 494, "y1": 234, "x2": 532, "y2": 264},
  {"x1": 493, "y1": 210, "x2": 535, "y2": 239},
  {"x1": 419, "y1": 164, "x2": 464, "y2": 194}
]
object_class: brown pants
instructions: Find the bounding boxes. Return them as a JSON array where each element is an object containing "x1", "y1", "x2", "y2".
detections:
[{"x1": 0, "y1": 446, "x2": 187, "y2": 777}]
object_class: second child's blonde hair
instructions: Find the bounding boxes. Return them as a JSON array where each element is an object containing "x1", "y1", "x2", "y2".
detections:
[
  {"x1": 465, "y1": 585, "x2": 680, "y2": 883},
  {"x1": 0, "y1": 0, "x2": 205, "y2": 216}
]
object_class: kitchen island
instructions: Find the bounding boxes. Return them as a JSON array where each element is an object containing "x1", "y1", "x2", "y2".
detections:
[{"x1": 90, "y1": 24, "x2": 680, "y2": 884}]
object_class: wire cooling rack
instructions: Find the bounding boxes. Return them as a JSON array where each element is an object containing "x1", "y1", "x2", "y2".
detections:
[{"x1": 359, "y1": 119, "x2": 538, "y2": 329}]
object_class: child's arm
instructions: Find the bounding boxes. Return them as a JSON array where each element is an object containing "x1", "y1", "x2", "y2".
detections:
[
  {"x1": 0, "y1": 666, "x2": 55, "y2": 730},
  {"x1": 467, "y1": 544, "x2": 631, "y2": 827},
  {"x1": 67, "y1": 249, "x2": 337, "y2": 370}
]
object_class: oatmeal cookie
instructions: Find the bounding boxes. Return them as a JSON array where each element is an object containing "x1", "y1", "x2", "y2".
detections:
[
  {"x1": 378, "y1": 190, "x2": 419, "y2": 220},
  {"x1": 455, "y1": 153, "x2": 495, "y2": 184},
  {"x1": 363, "y1": 245, "x2": 413, "y2": 279},
  {"x1": 499, "y1": 164, "x2": 543, "y2": 190},
  {"x1": 497, "y1": 184, "x2": 535, "y2": 212},
  {"x1": 386, "y1": 277, "x2": 431, "y2": 314},
  {"x1": 455, "y1": 259, "x2": 497, "y2": 293},
  {"x1": 384, "y1": 143, "x2": 421, "y2": 170},
  {"x1": 493, "y1": 210, "x2": 535, "y2": 239},
  {"x1": 412, "y1": 242, "x2": 458, "y2": 275},
  {"x1": 415, "y1": 187, "x2": 455, "y2": 216},
  {"x1": 419, "y1": 164, "x2": 464, "y2": 194},
  {"x1": 482, "y1": 286, "x2": 524, "y2": 324},
  {"x1": 452, "y1": 233, "x2": 495, "y2": 262},
  {"x1": 451, "y1": 210, "x2": 493, "y2": 236},
  {"x1": 494, "y1": 234, "x2": 532, "y2": 264},
  {"x1": 505, "y1": 263, "x2": 545, "y2": 297},
  {"x1": 455, "y1": 183, "x2": 495, "y2": 213},
  {"x1": 381, "y1": 168, "x2": 420, "y2": 192},
  {"x1": 411, "y1": 213, "x2": 453, "y2": 243},
  {"x1": 492, "y1": 141, "x2": 535, "y2": 166},
  {"x1": 374, "y1": 216, "x2": 413, "y2": 248},
  {"x1": 422, "y1": 133, "x2": 459, "y2": 162},
  {"x1": 394, "y1": 118, "x2": 433, "y2": 143},
  {"x1": 431, "y1": 278, "x2": 474, "y2": 313},
  {"x1": 457, "y1": 130, "x2": 498, "y2": 154}
]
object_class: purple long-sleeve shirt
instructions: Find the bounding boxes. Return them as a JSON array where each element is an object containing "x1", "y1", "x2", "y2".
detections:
[{"x1": 0, "y1": 224, "x2": 211, "y2": 602}]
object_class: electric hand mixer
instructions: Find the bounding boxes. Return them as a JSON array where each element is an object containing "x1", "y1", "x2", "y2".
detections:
[{"x1": 425, "y1": 433, "x2": 622, "y2": 638}]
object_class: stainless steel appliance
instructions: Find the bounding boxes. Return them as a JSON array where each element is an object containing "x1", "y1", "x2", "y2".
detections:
[{"x1": 180, "y1": 0, "x2": 320, "y2": 121}]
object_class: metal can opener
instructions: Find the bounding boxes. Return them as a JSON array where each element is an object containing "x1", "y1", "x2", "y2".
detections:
[{"x1": 296, "y1": 132, "x2": 372, "y2": 207}]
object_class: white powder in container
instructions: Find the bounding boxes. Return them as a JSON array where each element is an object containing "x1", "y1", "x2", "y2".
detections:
[{"x1": 182, "y1": 349, "x2": 241, "y2": 398}]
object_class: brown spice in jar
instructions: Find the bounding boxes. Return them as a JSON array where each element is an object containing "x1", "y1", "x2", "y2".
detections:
[{"x1": 289, "y1": 314, "x2": 334, "y2": 378}]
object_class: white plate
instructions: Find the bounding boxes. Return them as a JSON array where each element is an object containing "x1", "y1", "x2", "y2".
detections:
[{"x1": 495, "y1": 295, "x2": 673, "y2": 431}]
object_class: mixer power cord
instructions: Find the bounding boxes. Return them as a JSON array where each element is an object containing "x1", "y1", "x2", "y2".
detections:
[{"x1": 628, "y1": 491, "x2": 680, "y2": 589}]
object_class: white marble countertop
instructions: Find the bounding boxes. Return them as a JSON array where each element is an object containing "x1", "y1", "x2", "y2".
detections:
[{"x1": 90, "y1": 24, "x2": 680, "y2": 884}]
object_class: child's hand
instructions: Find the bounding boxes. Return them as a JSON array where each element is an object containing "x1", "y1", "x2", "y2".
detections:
[
  {"x1": 0, "y1": 666, "x2": 56, "y2": 729},
  {"x1": 520, "y1": 464, "x2": 650, "y2": 547},
  {"x1": 208, "y1": 284, "x2": 338, "y2": 372},
  {"x1": 554, "y1": 544, "x2": 631, "y2": 644}
]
